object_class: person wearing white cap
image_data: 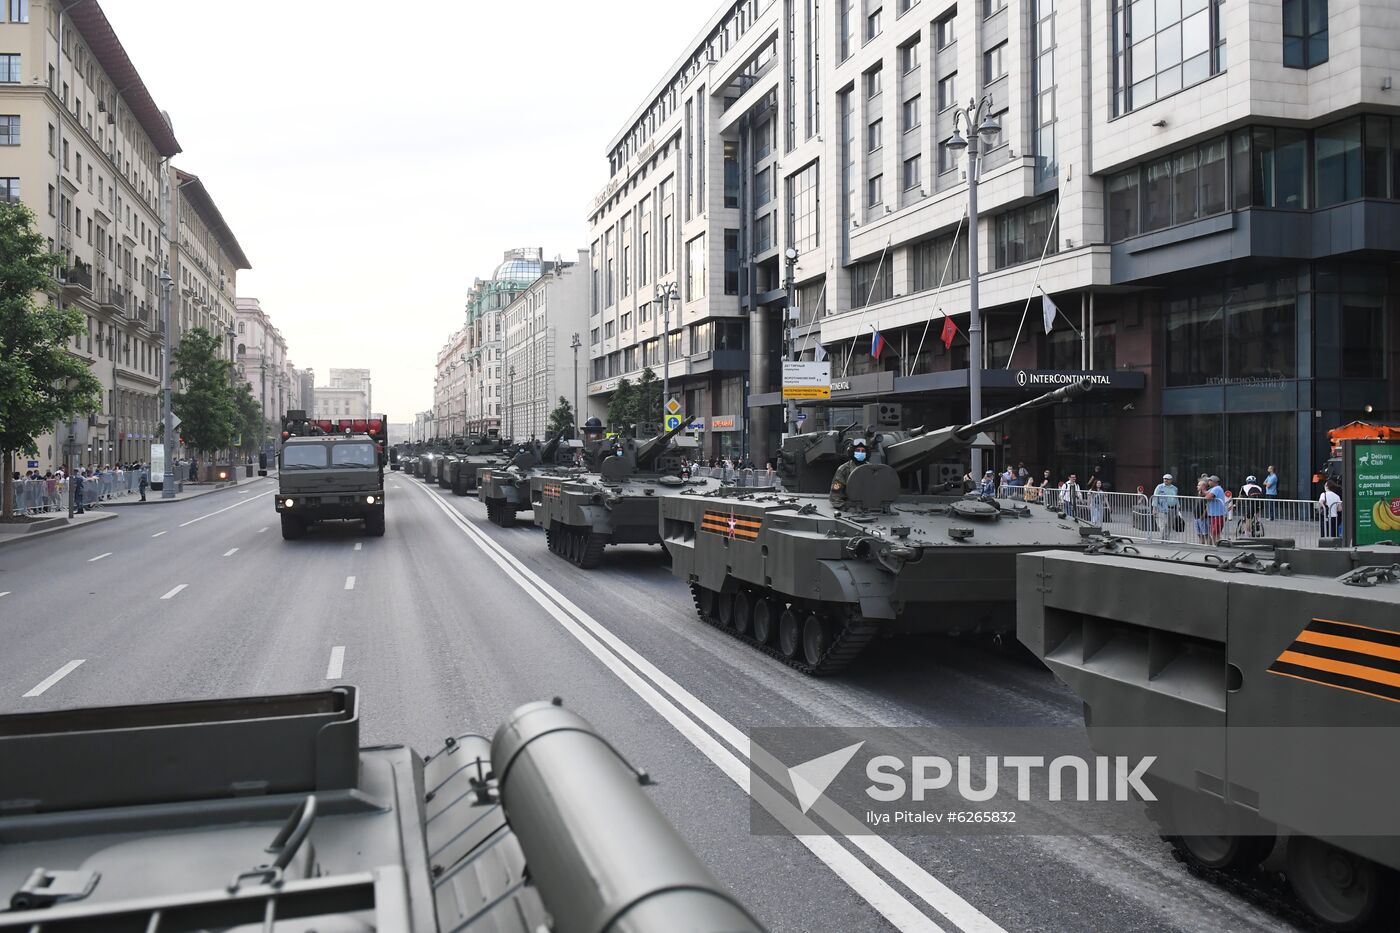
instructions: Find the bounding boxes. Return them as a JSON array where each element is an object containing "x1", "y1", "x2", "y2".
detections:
[
  {"x1": 1152, "y1": 473, "x2": 1179, "y2": 541},
  {"x1": 979, "y1": 470, "x2": 997, "y2": 498}
]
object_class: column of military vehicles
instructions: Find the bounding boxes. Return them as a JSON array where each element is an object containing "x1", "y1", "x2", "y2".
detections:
[{"x1": 281, "y1": 391, "x2": 1400, "y2": 930}]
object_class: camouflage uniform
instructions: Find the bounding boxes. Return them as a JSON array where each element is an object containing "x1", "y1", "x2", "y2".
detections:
[{"x1": 830, "y1": 458, "x2": 859, "y2": 506}]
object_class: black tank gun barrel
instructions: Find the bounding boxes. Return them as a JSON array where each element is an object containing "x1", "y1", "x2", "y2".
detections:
[
  {"x1": 493, "y1": 702, "x2": 765, "y2": 933},
  {"x1": 882, "y1": 378, "x2": 1093, "y2": 475},
  {"x1": 634, "y1": 413, "x2": 693, "y2": 470},
  {"x1": 539, "y1": 431, "x2": 562, "y2": 462}
]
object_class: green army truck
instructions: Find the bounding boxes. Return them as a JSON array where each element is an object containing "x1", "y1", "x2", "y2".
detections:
[{"x1": 271, "y1": 411, "x2": 388, "y2": 540}]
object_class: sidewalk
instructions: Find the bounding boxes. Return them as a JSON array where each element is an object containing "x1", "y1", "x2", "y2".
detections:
[
  {"x1": 0, "y1": 510, "x2": 118, "y2": 548},
  {"x1": 104, "y1": 473, "x2": 275, "y2": 507}
]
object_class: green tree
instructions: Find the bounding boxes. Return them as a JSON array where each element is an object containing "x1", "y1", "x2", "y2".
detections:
[
  {"x1": 546, "y1": 396, "x2": 575, "y2": 438},
  {"x1": 606, "y1": 377, "x2": 636, "y2": 431},
  {"x1": 633, "y1": 366, "x2": 662, "y2": 428},
  {"x1": 0, "y1": 202, "x2": 102, "y2": 520},
  {"x1": 171, "y1": 327, "x2": 238, "y2": 458},
  {"x1": 233, "y1": 383, "x2": 264, "y2": 455}
]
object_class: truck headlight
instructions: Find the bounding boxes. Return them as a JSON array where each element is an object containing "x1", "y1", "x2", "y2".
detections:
[
  {"x1": 366, "y1": 495, "x2": 376, "y2": 504},
  {"x1": 284, "y1": 498, "x2": 295, "y2": 508}
]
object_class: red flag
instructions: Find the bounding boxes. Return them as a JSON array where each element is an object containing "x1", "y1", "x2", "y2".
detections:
[{"x1": 940, "y1": 316, "x2": 957, "y2": 349}]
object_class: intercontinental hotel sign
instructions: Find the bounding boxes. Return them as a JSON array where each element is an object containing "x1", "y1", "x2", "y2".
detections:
[{"x1": 1014, "y1": 370, "x2": 1113, "y2": 388}]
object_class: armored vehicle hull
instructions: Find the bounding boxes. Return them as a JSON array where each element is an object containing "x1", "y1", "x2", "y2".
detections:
[
  {"x1": 538, "y1": 473, "x2": 728, "y2": 568},
  {"x1": 478, "y1": 439, "x2": 581, "y2": 527},
  {"x1": 0, "y1": 687, "x2": 763, "y2": 933},
  {"x1": 663, "y1": 489, "x2": 1090, "y2": 674},
  {"x1": 1018, "y1": 539, "x2": 1400, "y2": 931}
]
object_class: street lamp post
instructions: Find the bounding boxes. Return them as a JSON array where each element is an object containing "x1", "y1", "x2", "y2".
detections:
[
  {"x1": 159, "y1": 261, "x2": 175, "y2": 499},
  {"x1": 944, "y1": 97, "x2": 1001, "y2": 480},
  {"x1": 570, "y1": 332, "x2": 582, "y2": 438},
  {"x1": 478, "y1": 378, "x2": 484, "y2": 435},
  {"x1": 508, "y1": 365, "x2": 516, "y2": 439},
  {"x1": 654, "y1": 282, "x2": 678, "y2": 425},
  {"x1": 783, "y1": 247, "x2": 799, "y2": 439}
]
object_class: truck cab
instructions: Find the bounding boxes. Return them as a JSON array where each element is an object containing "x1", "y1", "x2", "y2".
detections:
[{"x1": 274, "y1": 412, "x2": 387, "y2": 539}]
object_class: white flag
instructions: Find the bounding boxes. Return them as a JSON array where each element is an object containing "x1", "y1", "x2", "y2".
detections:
[
  {"x1": 814, "y1": 343, "x2": 828, "y2": 362},
  {"x1": 1042, "y1": 293, "x2": 1059, "y2": 334}
]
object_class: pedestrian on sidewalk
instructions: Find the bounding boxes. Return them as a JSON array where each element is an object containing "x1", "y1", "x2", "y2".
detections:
[
  {"x1": 1152, "y1": 474, "x2": 1179, "y2": 541},
  {"x1": 1318, "y1": 480, "x2": 1343, "y2": 539},
  {"x1": 1205, "y1": 475, "x2": 1228, "y2": 544},
  {"x1": 1264, "y1": 465, "x2": 1279, "y2": 519},
  {"x1": 138, "y1": 466, "x2": 149, "y2": 502},
  {"x1": 1088, "y1": 479, "x2": 1106, "y2": 525},
  {"x1": 73, "y1": 469, "x2": 86, "y2": 514}
]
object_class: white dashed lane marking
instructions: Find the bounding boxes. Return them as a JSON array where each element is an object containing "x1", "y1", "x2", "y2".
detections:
[
  {"x1": 344, "y1": 576, "x2": 356, "y2": 590},
  {"x1": 223, "y1": 548, "x2": 239, "y2": 557},
  {"x1": 325, "y1": 646, "x2": 345, "y2": 679},
  {"x1": 23, "y1": 660, "x2": 85, "y2": 697},
  {"x1": 160, "y1": 584, "x2": 188, "y2": 600},
  {"x1": 88, "y1": 552, "x2": 112, "y2": 562},
  {"x1": 152, "y1": 531, "x2": 167, "y2": 537}
]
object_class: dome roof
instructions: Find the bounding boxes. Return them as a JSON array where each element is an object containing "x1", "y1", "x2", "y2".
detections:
[{"x1": 494, "y1": 256, "x2": 542, "y2": 283}]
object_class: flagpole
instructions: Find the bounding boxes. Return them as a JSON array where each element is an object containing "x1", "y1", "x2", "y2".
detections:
[
  {"x1": 840, "y1": 236, "x2": 893, "y2": 378},
  {"x1": 908, "y1": 209, "x2": 968, "y2": 376},
  {"x1": 1003, "y1": 191, "x2": 1067, "y2": 368}
]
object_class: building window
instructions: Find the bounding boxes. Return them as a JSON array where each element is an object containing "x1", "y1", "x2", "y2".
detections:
[
  {"x1": 686, "y1": 233, "x2": 706, "y2": 301},
  {"x1": 841, "y1": 0, "x2": 856, "y2": 59},
  {"x1": 903, "y1": 154, "x2": 921, "y2": 190},
  {"x1": 1314, "y1": 118, "x2": 1361, "y2": 207},
  {"x1": 1164, "y1": 414, "x2": 1296, "y2": 495},
  {"x1": 910, "y1": 231, "x2": 968, "y2": 292},
  {"x1": 0, "y1": 54, "x2": 17, "y2": 84},
  {"x1": 590, "y1": 327, "x2": 599, "y2": 345},
  {"x1": 983, "y1": 42, "x2": 1007, "y2": 83},
  {"x1": 1165, "y1": 272, "x2": 1297, "y2": 386},
  {"x1": 1107, "y1": 136, "x2": 1227, "y2": 241},
  {"x1": 938, "y1": 138, "x2": 957, "y2": 175},
  {"x1": 902, "y1": 96, "x2": 920, "y2": 132},
  {"x1": 937, "y1": 73, "x2": 957, "y2": 111},
  {"x1": 866, "y1": 6, "x2": 882, "y2": 41},
  {"x1": 1283, "y1": 0, "x2": 1327, "y2": 69},
  {"x1": 724, "y1": 140, "x2": 740, "y2": 208},
  {"x1": 867, "y1": 173, "x2": 883, "y2": 207},
  {"x1": 867, "y1": 118, "x2": 882, "y2": 152},
  {"x1": 0, "y1": 114, "x2": 18, "y2": 145},
  {"x1": 6, "y1": 1, "x2": 28, "y2": 24},
  {"x1": 983, "y1": 0, "x2": 1006, "y2": 16},
  {"x1": 851, "y1": 256, "x2": 893, "y2": 308},
  {"x1": 1246, "y1": 127, "x2": 1309, "y2": 209},
  {"x1": 755, "y1": 212, "x2": 775, "y2": 253},
  {"x1": 864, "y1": 66, "x2": 881, "y2": 99},
  {"x1": 1111, "y1": 0, "x2": 1222, "y2": 116},
  {"x1": 724, "y1": 229, "x2": 740, "y2": 294},
  {"x1": 994, "y1": 195, "x2": 1058, "y2": 269},
  {"x1": 0, "y1": 177, "x2": 16, "y2": 203},
  {"x1": 900, "y1": 39, "x2": 919, "y2": 73},
  {"x1": 788, "y1": 160, "x2": 820, "y2": 252},
  {"x1": 936, "y1": 11, "x2": 956, "y2": 48},
  {"x1": 755, "y1": 165, "x2": 773, "y2": 205}
]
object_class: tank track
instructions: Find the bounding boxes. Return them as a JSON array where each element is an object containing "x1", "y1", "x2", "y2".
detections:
[
  {"x1": 545, "y1": 522, "x2": 608, "y2": 569},
  {"x1": 1161, "y1": 840, "x2": 1327, "y2": 933},
  {"x1": 688, "y1": 584, "x2": 878, "y2": 676}
]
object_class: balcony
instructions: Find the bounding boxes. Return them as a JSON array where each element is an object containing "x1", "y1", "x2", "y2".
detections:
[
  {"x1": 61, "y1": 259, "x2": 93, "y2": 296},
  {"x1": 100, "y1": 285, "x2": 128, "y2": 315}
]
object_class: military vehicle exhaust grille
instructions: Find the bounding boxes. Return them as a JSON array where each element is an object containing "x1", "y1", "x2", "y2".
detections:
[
  {"x1": 700, "y1": 510, "x2": 762, "y2": 541},
  {"x1": 1267, "y1": 617, "x2": 1400, "y2": 703}
]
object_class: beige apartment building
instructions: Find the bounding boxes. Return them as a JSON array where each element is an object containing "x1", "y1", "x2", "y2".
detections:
[
  {"x1": 592, "y1": 0, "x2": 1400, "y2": 491},
  {"x1": 172, "y1": 168, "x2": 248, "y2": 359},
  {"x1": 314, "y1": 368, "x2": 372, "y2": 420},
  {"x1": 235, "y1": 296, "x2": 299, "y2": 428},
  {"x1": 502, "y1": 250, "x2": 591, "y2": 440},
  {"x1": 3, "y1": 0, "x2": 180, "y2": 469}
]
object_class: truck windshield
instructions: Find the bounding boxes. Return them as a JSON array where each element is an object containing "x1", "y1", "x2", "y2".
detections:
[
  {"x1": 332, "y1": 442, "x2": 378, "y2": 467},
  {"x1": 282, "y1": 445, "x2": 328, "y2": 469}
]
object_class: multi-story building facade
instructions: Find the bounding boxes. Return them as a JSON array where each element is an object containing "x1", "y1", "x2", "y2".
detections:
[
  {"x1": 593, "y1": 0, "x2": 1400, "y2": 493},
  {"x1": 234, "y1": 297, "x2": 297, "y2": 427},
  {"x1": 503, "y1": 250, "x2": 591, "y2": 440},
  {"x1": 4, "y1": 0, "x2": 181, "y2": 469},
  {"x1": 171, "y1": 168, "x2": 247, "y2": 359},
  {"x1": 313, "y1": 368, "x2": 372, "y2": 420},
  {"x1": 433, "y1": 249, "x2": 546, "y2": 436}
]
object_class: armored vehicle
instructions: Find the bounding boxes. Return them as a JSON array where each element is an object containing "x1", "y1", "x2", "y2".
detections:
[
  {"x1": 661, "y1": 383, "x2": 1096, "y2": 675},
  {"x1": 535, "y1": 420, "x2": 731, "y2": 569},
  {"x1": 479, "y1": 434, "x2": 581, "y2": 526},
  {"x1": 271, "y1": 411, "x2": 387, "y2": 539},
  {"x1": 1019, "y1": 537, "x2": 1400, "y2": 931},
  {"x1": 447, "y1": 433, "x2": 509, "y2": 497},
  {"x1": 416, "y1": 438, "x2": 446, "y2": 484},
  {"x1": 0, "y1": 686, "x2": 763, "y2": 932}
]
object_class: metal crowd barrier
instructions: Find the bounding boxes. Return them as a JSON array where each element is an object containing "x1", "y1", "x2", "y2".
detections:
[
  {"x1": 997, "y1": 484, "x2": 1327, "y2": 549},
  {"x1": 9, "y1": 469, "x2": 153, "y2": 515}
]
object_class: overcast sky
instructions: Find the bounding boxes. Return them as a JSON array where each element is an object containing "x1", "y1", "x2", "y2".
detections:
[{"x1": 102, "y1": 1, "x2": 718, "y2": 423}]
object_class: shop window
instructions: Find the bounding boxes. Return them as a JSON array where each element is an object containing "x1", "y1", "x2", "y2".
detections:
[{"x1": 1226, "y1": 278, "x2": 1297, "y2": 380}]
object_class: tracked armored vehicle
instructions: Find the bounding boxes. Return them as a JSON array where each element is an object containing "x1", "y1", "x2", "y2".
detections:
[
  {"x1": 479, "y1": 434, "x2": 581, "y2": 527},
  {"x1": 535, "y1": 420, "x2": 732, "y2": 569},
  {"x1": 1019, "y1": 537, "x2": 1400, "y2": 931},
  {"x1": 416, "y1": 438, "x2": 446, "y2": 484},
  {"x1": 0, "y1": 687, "x2": 763, "y2": 932},
  {"x1": 447, "y1": 433, "x2": 509, "y2": 497},
  {"x1": 661, "y1": 383, "x2": 1095, "y2": 675}
]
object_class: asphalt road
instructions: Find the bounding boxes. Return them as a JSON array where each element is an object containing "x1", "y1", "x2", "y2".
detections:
[{"x1": 0, "y1": 473, "x2": 1293, "y2": 933}]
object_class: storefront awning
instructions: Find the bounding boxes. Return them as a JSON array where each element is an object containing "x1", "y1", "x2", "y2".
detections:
[{"x1": 750, "y1": 368, "x2": 1145, "y2": 407}]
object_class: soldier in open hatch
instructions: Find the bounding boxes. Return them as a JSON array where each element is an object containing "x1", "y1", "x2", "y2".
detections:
[{"x1": 829, "y1": 438, "x2": 868, "y2": 506}]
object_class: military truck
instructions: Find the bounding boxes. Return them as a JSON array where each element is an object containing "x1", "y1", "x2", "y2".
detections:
[
  {"x1": 1019, "y1": 537, "x2": 1400, "y2": 931},
  {"x1": 479, "y1": 434, "x2": 581, "y2": 526},
  {"x1": 661, "y1": 383, "x2": 1096, "y2": 674},
  {"x1": 272, "y1": 411, "x2": 387, "y2": 539},
  {"x1": 535, "y1": 419, "x2": 731, "y2": 569},
  {"x1": 0, "y1": 686, "x2": 764, "y2": 932}
]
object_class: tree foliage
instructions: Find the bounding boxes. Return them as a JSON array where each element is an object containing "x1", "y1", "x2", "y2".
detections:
[
  {"x1": 233, "y1": 383, "x2": 265, "y2": 454},
  {"x1": 633, "y1": 366, "x2": 662, "y2": 428},
  {"x1": 546, "y1": 396, "x2": 575, "y2": 438},
  {"x1": 0, "y1": 202, "x2": 102, "y2": 519},
  {"x1": 171, "y1": 327, "x2": 239, "y2": 456},
  {"x1": 606, "y1": 378, "x2": 635, "y2": 431}
]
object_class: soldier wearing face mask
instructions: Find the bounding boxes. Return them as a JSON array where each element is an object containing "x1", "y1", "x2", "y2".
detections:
[{"x1": 830, "y1": 438, "x2": 869, "y2": 507}]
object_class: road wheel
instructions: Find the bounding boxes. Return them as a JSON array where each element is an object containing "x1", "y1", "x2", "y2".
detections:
[
  {"x1": 751, "y1": 598, "x2": 777, "y2": 645},
  {"x1": 579, "y1": 532, "x2": 607, "y2": 569},
  {"x1": 717, "y1": 590, "x2": 736, "y2": 628},
  {"x1": 280, "y1": 513, "x2": 305, "y2": 540},
  {"x1": 364, "y1": 511, "x2": 385, "y2": 537},
  {"x1": 732, "y1": 590, "x2": 753, "y2": 636},
  {"x1": 1288, "y1": 836, "x2": 1396, "y2": 931},
  {"x1": 803, "y1": 613, "x2": 833, "y2": 667},
  {"x1": 778, "y1": 607, "x2": 802, "y2": 659},
  {"x1": 1166, "y1": 787, "x2": 1274, "y2": 872},
  {"x1": 696, "y1": 586, "x2": 717, "y2": 621}
]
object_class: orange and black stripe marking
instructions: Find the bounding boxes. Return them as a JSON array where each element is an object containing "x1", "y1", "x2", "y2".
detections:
[
  {"x1": 700, "y1": 509, "x2": 762, "y2": 541},
  {"x1": 543, "y1": 483, "x2": 561, "y2": 498},
  {"x1": 1267, "y1": 618, "x2": 1400, "y2": 703}
]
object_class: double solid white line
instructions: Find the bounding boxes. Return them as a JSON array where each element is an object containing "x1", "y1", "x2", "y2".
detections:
[{"x1": 412, "y1": 482, "x2": 1002, "y2": 933}]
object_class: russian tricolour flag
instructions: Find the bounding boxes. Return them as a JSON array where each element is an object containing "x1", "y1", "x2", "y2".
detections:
[{"x1": 870, "y1": 326, "x2": 887, "y2": 360}]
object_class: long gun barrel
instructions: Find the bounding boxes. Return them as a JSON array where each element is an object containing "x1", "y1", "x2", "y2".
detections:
[
  {"x1": 634, "y1": 414, "x2": 692, "y2": 470},
  {"x1": 540, "y1": 431, "x2": 562, "y2": 462},
  {"x1": 881, "y1": 378, "x2": 1094, "y2": 476}
]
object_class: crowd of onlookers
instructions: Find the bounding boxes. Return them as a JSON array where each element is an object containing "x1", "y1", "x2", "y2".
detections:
[{"x1": 9, "y1": 463, "x2": 151, "y2": 514}]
